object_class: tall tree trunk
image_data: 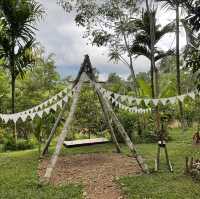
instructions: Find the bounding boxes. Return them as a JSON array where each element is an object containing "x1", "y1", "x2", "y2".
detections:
[
  {"x1": 11, "y1": 74, "x2": 15, "y2": 114},
  {"x1": 146, "y1": 0, "x2": 156, "y2": 98},
  {"x1": 146, "y1": 0, "x2": 160, "y2": 132},
  {"x1": 176, "y1": 4, "x2": 184, "y2": 125},
  {"x1": 11, "y1": 68, "x2": 17, "y2": 143}
]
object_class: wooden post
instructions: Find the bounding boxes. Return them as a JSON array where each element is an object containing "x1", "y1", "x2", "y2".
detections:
[
  {"x1": 155, "y1": 141, "x2": 173, "y2": 172},
  {"x1": 96, "y1": 89, "x2": 121, "y2": 153},
  {"x1": 41, "y1": 101, "x2": 68, "y2": 157},
  {"x1": 93, "y1": 82, "x2": 149, "y2": 174},
  {"x1": 155, "y1": 145, "x2": 160, "y2": 171},
  {"x1": 164, "y1": 145, "x2": 173, "y2": 172},
  {"x1": 42, "y1": 81, "x2": 82, "y2": 183},
  {"x1": 185, "y1": 156, "x2": 189, "y2": 173}
]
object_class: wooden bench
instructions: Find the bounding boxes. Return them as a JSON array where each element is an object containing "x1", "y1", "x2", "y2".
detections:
[{"x1": 63, "y1": 138, "x2": 110, "y2": 148}]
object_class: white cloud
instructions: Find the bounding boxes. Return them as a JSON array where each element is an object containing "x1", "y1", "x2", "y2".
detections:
[{"x1": 36, "y1": 0, "x2": 186, "y2": 80}]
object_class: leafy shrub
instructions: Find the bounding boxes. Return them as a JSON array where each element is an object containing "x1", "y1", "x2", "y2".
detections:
[
  {"x1": 116, "y1": 110, "x2": 137, "y2": 142},
  {"x1": 3, "y1": 138, "x2": 34, "y2": 151},
  {"x1": 0, "y1": 128, "x2": 5, "y2": 144},
  {"x1": 132, "y1": 129, "x2": 157, "y2": 144}
]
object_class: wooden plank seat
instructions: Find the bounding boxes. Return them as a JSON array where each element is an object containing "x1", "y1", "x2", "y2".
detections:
[{"x1": 63, "y1": 138, "x2": 110, "y2": 148}]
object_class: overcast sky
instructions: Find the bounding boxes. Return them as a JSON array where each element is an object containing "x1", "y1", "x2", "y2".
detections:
[{"x1": 36, "y1": 0, "x2": 187, "y2": 80}]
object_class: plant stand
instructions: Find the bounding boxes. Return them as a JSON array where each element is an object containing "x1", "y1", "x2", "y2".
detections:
[{"x1": 155, "y1": 140, "x2": 173, "y2": 172}]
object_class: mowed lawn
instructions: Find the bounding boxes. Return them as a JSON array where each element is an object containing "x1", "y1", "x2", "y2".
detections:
[{"x1": 0, "y1": 128, "x2": 200, "y2": 199}]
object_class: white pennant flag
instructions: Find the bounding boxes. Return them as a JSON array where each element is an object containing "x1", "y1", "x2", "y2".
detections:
[
  {"x1": 57, "y1": 100, "x2": 63, "y2": 109},
  {"x1": 20, "y1": 114, "x2": 28, "y2": 122},
  {"x1": 36, "y1": 111, "x2": 43, "y2": 118},
  {"x1": 136, "y1": 99, "x2": 141, "y2": 105},
  {"x1": 3, "y1": 115, "x2": 9, "y2": 123},
  {"x1": 114, "y1": 93, "x2": 120, "y2": 99},
  {"x1": 63, "y1": 96, "x2": 68, "y2": 103},
  {"x1": 44, "y1": 107, "x2": 51, "y2": 115},
  {"x1": 63, "y1": 88, "x2": 68, "y2": 94},
  {"x1": 188, "y1": 92, "x2": 195, "y2": 100},
  {"x1": 51, "y1": 104, "x2": 57, "y2": 112},
  {"x1": 144, "y1": 99, "x2": 151, "y2": 106},
  {"x1": 58, "y1": 91, "x2": 64, "y2": 98},
  {"x1": 111, "y1": 97, "x2": 116, "y2": 104},
  {"x1": 30, "y1": 112, "x2": 36, "y2": 120},
  {"x1": 177, "y1": 95, "x2": 185, "y2": 102},
  {"x1": 34, "y1": 106, "x2": 40, "y2": 112},
  {"x1": 127, "y1": 96, "x2": 133, "y2": 104},
  {"x1": 161, "y1": 98, "x2": 168, "y2": 105},
  {"x1": 169, "y1": 97, "x2": 177, "y2": 104},
  {"x1": 115, "y1": 101, "x2": 119, "y2": 107},
  {"x1": 120, "y1": 95, "x2": 127, "y2": 102},
  {"x1": 12, "y1": 114, "x2": 20, "y2": 123},
  {"x1": 43, "y1": 101, "x2": 49, "y2": 108},
  {"x1": 152, "y1": 99, "x2": 159, "y2": 106},
  {"x1": 48, "y1": 98, "x2": 54, "y2": 105}
]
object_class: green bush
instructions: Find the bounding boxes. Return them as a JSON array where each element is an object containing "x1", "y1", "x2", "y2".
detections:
[
  {"x1": 3, "y1": 138, "x2": 34, "y2": 151},
  {"x1": 132, "y1": 129, "x2": 157, "y2": 144},
  {"x1": 0, "y1": 128, "x2": 5, "y2": 144}
]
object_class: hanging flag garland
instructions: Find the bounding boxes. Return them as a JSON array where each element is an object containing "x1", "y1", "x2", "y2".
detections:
[
  {"x1": 105, "y1": 95, "x2": 151, "y2": 114},
  {"x1": 98, "y1": 85, "x2": 198, "y2": 106},
  {"x1": 0, "y1": 86, "x2": 72, "y2": 124}
]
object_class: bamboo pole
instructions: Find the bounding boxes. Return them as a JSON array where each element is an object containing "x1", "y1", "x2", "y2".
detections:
[
  {"x1": 92, "y1": 81, "x2": 149, "y2": 174},
  {"x1": 42, "y1": 81, "x2": 83, "y2": 183},
  {"x1": 96, "y1": 89, "x2": 121, "y2": 153},
  {"x1": 41, "y1": 101, "x2": 68, "y2": 157}
]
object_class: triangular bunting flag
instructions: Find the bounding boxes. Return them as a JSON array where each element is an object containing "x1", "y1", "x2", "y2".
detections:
[
  {"x1": 144, "y1": 99, "x2": 151, "y2": 106},
  {"x1": 120, "y1": 95, "x2": 127, "y2": 102},
  {"x1": 161, "y1": 98, "x2": 168, "y2": 105},
  {"x1": 3, "y1": 115, "x2": 9, "y2": 123},
  {"x1": 152, "y1": 99, "x2": 159, "y2": 106},
  {"x1": 57, "y1": 100, "x2": 63, "y2": 109},
  {"x1": 44, "y1": 108, "x2": 51, "y2": 115},
  {"x1": 20, "y1": 114, "x2": 28, "y2": 122},
  {"x1": 188, "y1": 92, "x2": 195, "y2": 100},
  {"x1": 177, "y1": 95, "x2": 185, "y2": 102},
  {"x1": 169, "y1": 97, "x2": 177, "y2": 104},
  {"x1": 30, "y1": 112, "x2": 36, "y2": 120},
  {"x1": 114, "y1": 93, "x2": 120, "y2": 99},
  {"x1": 51, "y1": 104, "x2": 57, "y2": 112},
  {"x1": 36, "y1": 111, "x2": 43, "y2": 118},
  {"x1": 127, "y1": 96, "x2": 134, "y2": 104},
  {"x1": 62, "y1": 96, "x2": 68, "y2": 103},
  {"x1": 136, "y1": 99, "x2": 141, "y2": 105}
]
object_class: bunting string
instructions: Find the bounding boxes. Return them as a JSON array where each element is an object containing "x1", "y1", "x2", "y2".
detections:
[
  {"x1": 97, "y1": 85, "x2": 198, "y2": 106},
  {"x1": 0, "y1": 85, "x2": 74, "y2": 124},
  {"x1": 109, "y1": 96, "x2": 151, "y2": 114}
]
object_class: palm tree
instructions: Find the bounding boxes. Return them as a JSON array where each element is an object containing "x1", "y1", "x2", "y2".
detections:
[
  {"x1": 0, "y1": 0, "x2": 44, "y2": 114},
  {"x1": 182, "y1": 0, "x2": 200, "y2": 32},
  {"x1": 155, "y1": 0, "x2": 184, "y2": 124},
  {"x1": 130, "y1": 9, "x2": 175, "y2": 97}
]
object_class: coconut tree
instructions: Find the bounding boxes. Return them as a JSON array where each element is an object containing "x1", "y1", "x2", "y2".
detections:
[
  {"x1": 0, "y1": 0, "x2": 44, "y2": 114},
  {"x1": 130, "y1": 9, "x2": 175, "y2": 97}
]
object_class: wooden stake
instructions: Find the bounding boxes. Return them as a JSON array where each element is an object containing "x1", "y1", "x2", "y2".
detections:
[
  {"x1": 41, "y1": 101, "x2": 68, "y2": 157},
  {"x1": 42, "y1": 81, "x2": 82, "y2": 183},
  {"x1": 96, "y1": 89, "x2": 121, "y2": 153},
  {"x1": 93, "y1": 82, "x2": 149, "y2": 174}
]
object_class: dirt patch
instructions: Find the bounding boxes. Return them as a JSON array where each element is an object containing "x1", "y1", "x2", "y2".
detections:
[{"x1": 38, "y1": 153, "x2": 141, "y2": 199}]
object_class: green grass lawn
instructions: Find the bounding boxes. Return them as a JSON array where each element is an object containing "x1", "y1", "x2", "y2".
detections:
[
  {"x1": 0, "y1": 128, "x2": 200, "y2": 199},
  {"x1": 120, "y1": 128, "x2": 200, "y2": 199}
]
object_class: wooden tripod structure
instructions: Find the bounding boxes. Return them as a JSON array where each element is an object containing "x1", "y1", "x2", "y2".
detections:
[
  {"x1": 41, "y1": 55, "x2": 149, "y2": 183},
  {"x1": 155, "y1": 122, "x2": 173, "y2": 172}
]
